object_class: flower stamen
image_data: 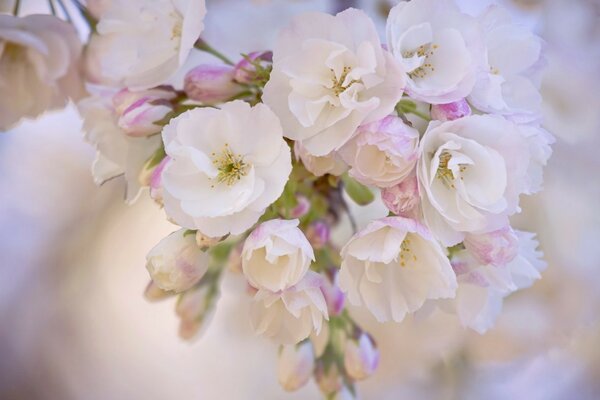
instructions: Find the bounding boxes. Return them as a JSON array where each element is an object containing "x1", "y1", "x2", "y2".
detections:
[
  {"x1": 211, "y1": 144, "x2": 249, "y2": 187},
  {"x1": 330, "y1": 66, "x2": 361, "y2": 96}
]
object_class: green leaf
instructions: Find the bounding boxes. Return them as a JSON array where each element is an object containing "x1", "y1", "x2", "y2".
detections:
[{"x1": 341, "y1": 174, "x2": 374, "y2": 206}]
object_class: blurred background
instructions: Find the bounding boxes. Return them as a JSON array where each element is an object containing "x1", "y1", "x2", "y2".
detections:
[{"x1": 1, "y1": 0, "x2": 599, "y2": 399}]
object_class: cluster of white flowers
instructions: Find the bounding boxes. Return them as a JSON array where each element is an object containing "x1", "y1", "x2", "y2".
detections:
[{"x1": 1, "y1": 0, "x2": 553, "y2": 398}]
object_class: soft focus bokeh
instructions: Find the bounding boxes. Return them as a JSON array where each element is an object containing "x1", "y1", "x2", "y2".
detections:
[{"x1": 1, "y1": 0, "x2": 599, "y2": 399}]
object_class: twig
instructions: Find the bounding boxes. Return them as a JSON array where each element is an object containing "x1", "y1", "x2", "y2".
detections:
[{"x1": 194, "y1": 39, "x2": 234, "y2": 66}]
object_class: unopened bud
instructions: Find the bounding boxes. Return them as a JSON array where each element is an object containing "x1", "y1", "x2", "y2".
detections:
[
  {"x1": 290, "y1": 195, "x2": 310, "y2": 219},
  {"x1": 306, "y1": 221, "x2": 330, "y2": 250},
  {"x1": 113, "y1": 87, "x2": 176, "y2": 137},
  {"x1": 315, "y1": 362, "x2": 343, "y2": 395},
  {"x1": 233, "y1": 51, "x2": 272, "y2": 84},
  {"x1": 321, "y1": 273, "x2": 345, "y2": 316},
  {"x1": 175, "y1": 284, "x2": 215, "y2": 340},
  {"x1": 184, "y1": 65, "x2": 241, "y2": 103},
  {"x1": 381, "y1": 176, "x2": 419, "y2": 216},
  {"x1": 344, "y1": 332, "x2": 379, "y2": 380},
  {"x1": 277, "y1": 341, "x2": 315, "y2": 392},
  {"x1": 430, "y1": 99, "x2": 471, "y2": 121},
  {"x1": 149, "y1": 156, "x2": 170, "y2": 205}
]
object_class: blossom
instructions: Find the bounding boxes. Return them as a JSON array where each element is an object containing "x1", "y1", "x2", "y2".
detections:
[
  {"x1": 112, "y1": 86, "x2": 176, "y2": 137},
  {"x1": 468, "y1": 6, "x2": 545, "y2": 123},
  {"x1": 417, "y1": 115, "x2": 550, "y2": 246},
  {"x1": 242, "y1": 219, "x2": 314, "y2": 292},
  {"x1": 95, "y1": 0, "x2": 206, "y2": 89},
  {"x1": 339, "y1": 217, "x2": 457, "y2": 322},
  {"x1": 430, "y1": 99, "x2": 471, "y2": 121},
  {"x1": 344, "y1": 333, "x2": 379, "y2": 380},
  {"x1": 441, "y1": 230, "x2": 546, "y2": 333},
  {"x1": 250, "y1": 271, "x2": 328, "y2": 344},
  {"x1": 0, "y1": 14, "x2": 84, "y2": 130},
  {"x1": 381, "y1": 175, "x2": 419, "y2": 216},
  {"x1": 338, "y1": 115, "x2": 419, "y2": 188},
  {"x1": 385, "y1": 0, "x2": 484, "y2": 104},
  {"x1": 263, "y1": 8, "x2": 405, "y2": 156},
  {"x1": 176, "y1": 283, "x2": 217, "y2": 339},
  {"x1": 146, "y1": 229, "x2": 209, "y2": 293},
  {"x1": 464, "y1": 225, "x2": 519, "y2": 267},
  {"x1": 161, "y1": 100, "x2": 292, "y2": 237},
  {"x1": 79, "y1": 88, "x2": 162, "y2": 202},
  {"x1": 277, "y1": 341, "x2": 315, "y2": 392},
  {"x1": 184, "y1": 64, "x2": 242, "y2": 104},
  {"x1": 294, "y1": 142, "x2": 347, "y2": 177}
]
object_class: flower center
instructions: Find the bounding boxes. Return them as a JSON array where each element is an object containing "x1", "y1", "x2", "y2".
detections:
[
  {"x1": 211, "y1": 144, "x2": 249, "y2": 186},
  {"x1": 170, "y1": 12, "x2": 183, "y2": 40},
  {"x1": 330, "y1": 67, "x2": 361, "y2": 96},
  {"x1": 436, "y1": 151, "x2": 466, "y2": 189},
  {"x1": 399, "y1": 236, "x2": 417, "y2": 267},
  {"x1": 403, "y1": 43, "x2": 438, "y2": 79}
]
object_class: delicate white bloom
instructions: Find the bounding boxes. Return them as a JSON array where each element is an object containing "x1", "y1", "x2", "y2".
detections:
[
  {"x1": 468, "y1": 6, "x2": 545, "y2": 123},
  {"x1": 381, "y1": 175, "x2": 419, "y2": 216},
  {"x1": 250, "y1": 271, "x2": 328, "y2": 344},
  {"x1": 176, "y1": 283, "x2": 217, "y2": 340},
  {"x1": 344, "y1": 333, "x2": 379, "y2": 380},
  {"x1": 294, "y1": 142, "x2": 347, "y2": 177},
  {"x1": 79, "y1": 88, "x2": 161, "y2": 202},
  {"x1": 161, "y1": 101, "x2": 292, "y2": 237},
  {"x1": 442, "y1": 230, "x2": 546, "y2": 333},
  {"x1": 0, "y1": 14, "x2": 85, "y2": 130},
  {"x1": 95, "y1": 0, "x2": 206, "y2": 89},
  {"x1": 386, "y1": 0, "x2": 484, "y2": 104},
  {"x1": 184, "y1": 64, "x2": 241, "y2": 104},
  {"x1": 242, "y1": 219, "x2": 314, "y2": 292},
  {"x1": 277, "y1": 341, "x2": 315, "y2": 392},
  {"x1": 464, "y1": 225, "x2": 519, "y2": 267},
  {"x1": 339, "y1": 217, "x2": 457, "y2": 322},
  {"x1": 263, "y1": 8, "x2": 405, "y2": 156},
  {"x1": 430, "y1": 99, "x2": 471, "y2": 121},
  {"x1": 112, "y1": 86, "x2": 176, "y2": 137},
  {"x1": 146, "y1": 229, "x2": 209, "y2": 293},
  {"x1": 338, "y1": 116, "x2": 419, "y2": 188},
  {"x1": 417, "y1": 115, "x2": 551, "y2": 246}
]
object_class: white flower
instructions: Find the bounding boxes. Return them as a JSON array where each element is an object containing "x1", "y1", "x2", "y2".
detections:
[
  {"x1": 263, "y1": 8, "x2": 405, "y2": 156},
  {"x1": 112, "y1": 86, "x2": 176, "y2": 137},
  {"x1": 0, "y1": 14, "x2": 85, "y2": 130},
  {"x1": 338, "y1": 115, "x2": 419, "y2": 188},
  {"x1": 78, "y1": 87, "x2": 161, "y2": 202},
  {"x1": 344, "y1": 333, "x2": 379, "y2": 381},
  {"x1": 339, "y1": 217, "x2": 457, "y2": 322},
  {"x1": 250, "y1": 271, "x2": 328, "y2": 344},
  {"x1": 146, "y1": 229, "x2": 209, "y2": 293},
  {"x1": 386, "y1": 0, "x2": 484, "y2": 104},
  {"x1": 95, "y1": 0, "x2": 206, "y2": 89},
  {"x1": 294, "y1": 142, "x2": 347, "y2": 177},
  {"x1": 277, "y1": 341, "x2": 315, "y2": 392},
  {"x1": 417, "y1": 115, "x2": 550, "y2": 246},
  {"x1": 161, "y1": 100, "x2": 292, "y2": 237},
  {"x1": 468, "y1": 6, "x2": 545, "y2": 123},
  {"x1": 242, "y1": 219, "x2": 314, "y2": 292},
  {"x1": 442, "y1": 230, "x2": 546, "y2": 333}
]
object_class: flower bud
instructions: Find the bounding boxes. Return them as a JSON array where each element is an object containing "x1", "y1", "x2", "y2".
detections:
[
  {"x1": 112, "y1": 87, "x2": 176, "y2": 137},
  {"x1": 310, "y1": 322, "x2": 330, "y2": 358},
  {"x1": 344, "y1": 333, "x2": 379, "y2": 380},
  {"x1": 321, "y1": 273, "x2": 345, "y2": 316},
  {"x1": 143, "y1": 280, "x2": 173, "y2": 302},
  {"x1": 315, "y1": 362, "x2": 343, "y2": 395},
  {"x1": 184, "y1": 65, "x2": 241, "y2": 103},
  {"x1": 290, "y1": 195, "x2": 310, "y2": 219},
  {"x1": 306, "y1": 220, "x2": 330, "y2": 250},
  {"x1": 242, "y1": 219, "x2": 314, "y2": 292},
  {"x1": 149, "y1": 156, "x2": 171, "y2": 205},
  {"x1": 381, "y1": 176, "x2": 419, "y2": 216},
  {"x1": 277, "y1": 341, "x2": 315, "y2": 392},
  {"x1": 146, "y1": 229, "x2": 209, "y2": 293},
  {"x1": 233, "y1": 51, "x2": 272, "y2": 84},
  {"x1": 430, "y1": 99, "x2": 471, "y2": 121},
  {"x1": 464, "y1": 226, "x2": 519, "y2": 266},
  {"x1": 176, "y1": 284, "x2": 216, "y2": 340}
]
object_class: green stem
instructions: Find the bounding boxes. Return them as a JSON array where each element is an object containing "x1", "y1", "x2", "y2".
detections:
[{"x1": 194, "y1": 39, "x2": 234, "y2": 66}]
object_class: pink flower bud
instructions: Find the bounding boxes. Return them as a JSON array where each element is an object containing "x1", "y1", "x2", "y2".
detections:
[
  {"x1": 149, "y1": 155, "x2": 170, "y2": 205},
  {"x1": 277, "y1": 341, "x2": 315, "y2": 392},
  {"x1": 306, "y1": 220, "x2": 330, "y2": 250},
  {"x1": 343, "y1": 333, "x2": 379, "y2": 380},
  {"x1": 315, "y1": 362, "x2": 342, "y2": 395},
  {"x1": 430, "y1": 99, "x2": 471, "y2": 121},
  {"x1": 233, "y1": 51, "x2": 272, "y2": 84},
  {"x1": 112, "y1": 87, "x2": 176, "y2": 137},
  {"x1": 290, "y1": 195, "x2": 310, "y2": 218},
  {"x1": 184, "y1": 65, "x2": 241, "y2": 103},
  {"x1": 381, "y1": 175, "x2": 419, "y2": 216},
  {"x1": 464, "y1": 226, "x2": 519, "y2": 266},
  {"x1": 321, "y1": 273, "x2": 345, "y2": 316},
  {"x1": 176, "y1": 284, "x2": 215, "y2": 340}
]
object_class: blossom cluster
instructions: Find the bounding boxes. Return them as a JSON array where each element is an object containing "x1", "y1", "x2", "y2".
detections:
[{"x1": 1, "y1": 0, "x2": 553, "y2": 398}]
